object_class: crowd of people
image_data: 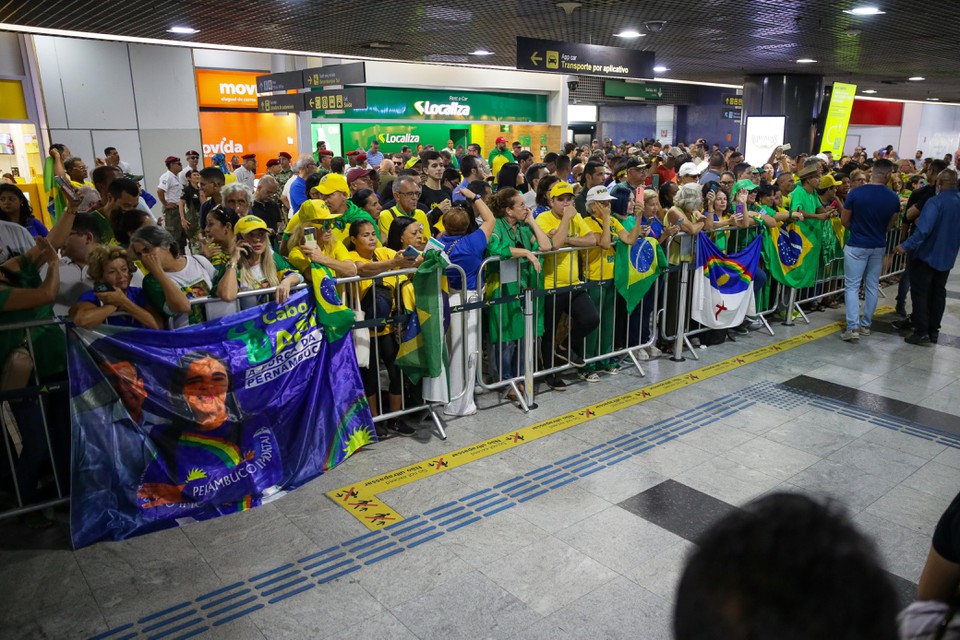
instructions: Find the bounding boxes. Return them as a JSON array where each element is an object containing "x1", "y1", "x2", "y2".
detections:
[{"x1": 2, "y1": 133, "x2": 959, "y2": 515}]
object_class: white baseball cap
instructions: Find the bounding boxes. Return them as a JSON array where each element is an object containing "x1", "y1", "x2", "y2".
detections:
[
  {"x1": 678, "y1": 162, "x2": 702, "y2": 177},
  {"x1": 586, "y1": 185, "x2": 617, "y2": 202}
]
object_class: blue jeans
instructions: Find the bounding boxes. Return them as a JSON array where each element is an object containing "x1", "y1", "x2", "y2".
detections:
[{"x1": 844, "y1": 245, "x2": 884, "y2": 330}]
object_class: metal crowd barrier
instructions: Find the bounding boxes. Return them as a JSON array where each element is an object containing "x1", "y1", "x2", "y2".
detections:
[
  {"x1": 475, "y1": 244, "x2": 659, "y2": 411},
  {"x1": 783, "y1": 225, "x2": 907, "y2": 326},
  {"x1": 0, "y1": 317, "x2": 69, "y2": 521}
]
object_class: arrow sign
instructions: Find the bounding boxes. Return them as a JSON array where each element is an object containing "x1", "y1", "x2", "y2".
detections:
[
  {"x1": 530, "y1": 51, "x2": 543, "y2": 67},
  {"x1": 516, "y1": 37, "x2": 654, "y2": 79}
]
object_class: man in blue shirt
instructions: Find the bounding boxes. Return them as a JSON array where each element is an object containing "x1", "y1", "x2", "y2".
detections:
[
  {"x1": 896, "y1": 169, "x2": 960, "y2": 344},
  {"x1": 839, "y1": 158, "x2": 901, "y2": 341},
  {"x1": 452, "y1": 155, "x2": 483, "y2": 203},
  {"x1": 366, "y1": 140, "x2": 384, "y2": 168}
]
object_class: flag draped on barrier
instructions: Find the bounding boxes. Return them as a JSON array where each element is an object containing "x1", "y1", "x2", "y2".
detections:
[
  {"x1": 691, "y1": 233, "x2": 762, "y2": 329},
  {"x1": 311, "y1": 263, "x2": 355, "y2": 342},
  {"x1": 761, "y1": 220, "x2": 820, "y2": 288},
  {"x1": 614, "y1": 236, "x2": 668, "y2": 313},
  {"x1": 396, "y1": 250, "x2": 449, "y2": 385},
  {"x1": 68, "y1": 290, "x2": 374, "y2": 548}
]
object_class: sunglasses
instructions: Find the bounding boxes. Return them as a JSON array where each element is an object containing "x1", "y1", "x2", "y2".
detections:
[{"x1": 318, "y1": 220, "x2": 335, "y2": 231}]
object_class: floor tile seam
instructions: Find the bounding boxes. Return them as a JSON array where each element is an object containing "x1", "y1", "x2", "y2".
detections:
[
  {"x1": 103, "y1": 391, "x2": 763, "y2": 639},
  {"x1": 753, "y1": 381, "x2": 960, "y2": 446}
]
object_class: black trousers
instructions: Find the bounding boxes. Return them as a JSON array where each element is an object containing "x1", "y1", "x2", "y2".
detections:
[
  {"x1": 909, "y1": 257, "x2": 950, "y2": 336},
  {"x1": 541, "y1": 289, "x2": 600, "y2": 368}
]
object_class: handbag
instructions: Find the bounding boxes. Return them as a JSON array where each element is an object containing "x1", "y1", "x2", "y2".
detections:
[{"x1": 350, "y1": 285, "x2": 370, "y2": 368}]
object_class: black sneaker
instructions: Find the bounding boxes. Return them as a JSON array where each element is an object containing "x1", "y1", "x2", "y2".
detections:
[
  {"x1": 556, "y1": 349, "x2": 586, "y2": 368},
  {"x1": 891, "y1": 318, "x2": 912, "y2": 331},
  {"x1": 546, "y1": 375, "x2": 567, "y2": 390},
  {"x1": 895, "y1": 302, "x2": 907, "y2": 317},
  {"x1": 375, "y1": 423, "x2": 391, "y2": 440},
  {"x1": 905, "y1": 333, "x2": 930, "y2": 346},
  {"x1": 386, "y1": 419, "x2": 416, "y2": 437},
  {"x1": 730, "y1": 325, "x2": 750, "y2": 336},
  {"x1": 930, "y1": 332, "x2": 939, "y2": 344}
]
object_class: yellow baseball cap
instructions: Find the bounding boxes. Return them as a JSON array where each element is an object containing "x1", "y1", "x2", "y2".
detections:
[
  {"x1": 234, "y1": 215, "x2": 269, "y2": 236},
  {"x1": 298, "y1": 199, "x2": 341, "y2": 222},
  {"x1": 316, "y1": 172, "x2": 350, "y2": 196},
  {"x1": 549, "y1": 182, "x2": 575, "y2": 199},
  {"x1": 404, "y1": 157, "x2": 422, "y2": 169},
  {"x1": 819, "y1": 174, "x2": 842, "y2": 189}
]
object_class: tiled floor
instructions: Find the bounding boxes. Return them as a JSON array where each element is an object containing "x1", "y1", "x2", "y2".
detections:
[{"x1": 3, "y1": 275, "x2": 960, "y2": 640}]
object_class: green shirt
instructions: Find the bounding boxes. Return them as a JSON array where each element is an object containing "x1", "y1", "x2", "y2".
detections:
[
  {"x1": 789, "y1": 186, "x2": 821, "y2": 215},
  {"x1": 0, "y1": 257, "x2": 65, "y2": 379}
]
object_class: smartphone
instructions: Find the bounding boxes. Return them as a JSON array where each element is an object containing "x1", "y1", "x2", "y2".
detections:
[
  {"x1": 94, "y1": 281, "x2": 114, "y2": 293},
  {"x1": 402, "y1": 245, "x2": 421, "y2": 259},
  {"x1": 55, "y1": 175, "x2": 78, "y2": 200},
  {"x1": 734, "y1": 203, "x2": 745, "y2": 220},
  {"x1": 240, "y1": 245, "x2": 252, "y2": 258},
  {"x1": 303, "y1": 226, "x2": 318, "y2": 249},
  {"x1": 709, "y1": 183, "x2": 719, "y2": 193},
  {"x1": 651, "y1": 175, "x2": 660, "y2": 190},
  {"x1": 781, "y1": 143, "x2": 792, "y2": 151}
]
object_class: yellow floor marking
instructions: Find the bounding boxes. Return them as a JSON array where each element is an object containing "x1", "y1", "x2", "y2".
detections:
[{"x1": 328, "y1": 310, "x2": 891, "y2": 529}]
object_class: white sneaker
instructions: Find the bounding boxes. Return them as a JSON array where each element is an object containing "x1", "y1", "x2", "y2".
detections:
[
  {"x1": 840, "y1": 329, "x2": 860, "y2": 342},
  {"x1": 635, "y1": 348, "x2": 650, "y2": 361},
  {"x1": 646, "y1": 345, "x2": 662, "y2": 358}
]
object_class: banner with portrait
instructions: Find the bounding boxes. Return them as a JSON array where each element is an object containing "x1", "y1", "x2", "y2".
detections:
[{"x1": 68, "y1": 290, "x2": 375, "y2": 548}]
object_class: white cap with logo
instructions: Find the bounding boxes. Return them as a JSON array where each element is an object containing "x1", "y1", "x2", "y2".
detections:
[{"x1": 586, "y1": 185, "x2": 618, "y2": 203}]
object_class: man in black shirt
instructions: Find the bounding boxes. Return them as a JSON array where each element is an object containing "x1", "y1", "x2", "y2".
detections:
[
  {"x1": 419, "y1": 150, "x2": 452, "y2": 226},
  {"x1": 252, "y1": 175, "x2": 283, "y2": 234}
]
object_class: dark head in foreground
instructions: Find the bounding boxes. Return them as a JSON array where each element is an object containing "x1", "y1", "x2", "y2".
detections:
[{"x1": 674, "y1": 492, "x2": 899, "y2": 640}]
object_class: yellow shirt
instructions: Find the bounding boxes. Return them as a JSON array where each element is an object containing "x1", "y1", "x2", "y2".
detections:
[
  {"x1": 537, "y1": 211, "x2": 589, "y2": 288},
  {"x1": 347, "y1": 247, "x2": 406, "y2": 300},
  {"x1": 287, "y1": 241, "x2": 350, "y2": 273},
  {"x1": 581, "y1": 215, "x2": 624, "y2": 281},
  {"x1": 378, "y1": 206, "x2": 432, "y2": 242}
]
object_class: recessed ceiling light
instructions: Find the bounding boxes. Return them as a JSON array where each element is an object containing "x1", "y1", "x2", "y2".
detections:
[
  {"x1": 796, "y1": 58, "x2": 817, "y2": 64},
  {"x1": 843, "y1": 6, "x2": 886, "y2": 15},
  {"x1": 908, "y1": 76, "x2": 925, "y2": 81},
  {"x1": 653, "y1": 65, "x2": 669, "y2": 73},
  {"x1": 166, "y1": 26, "x2": 199, "y2": 34},
  {"x1": 862, "y1": 89, "x2": 878, "y2": 94},
  {"x1": 927, "y1": 97, "x2": 940, "y2": 101},
  {"x1": 614, "y1": 30, "x2": 644, "y2": 38},
  {"x1": 469, "y1": 49, "x2": 494, "y2": 56}
]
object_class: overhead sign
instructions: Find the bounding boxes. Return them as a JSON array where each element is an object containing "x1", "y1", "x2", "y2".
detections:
[
  {"x1": 604, "y1": 80, "x2": 664, "y2": 101},
  {"x1": 819, "y1": 82, "x2": 858, "y2": 156},
  {"x1": 721, "y1": 94, "x2": 743, "y2": 108},
  {"x1": 256, "y1": 62, "x2": 366, "y2": 94},
  {"x1": 311, "y1": 87, "x2": 548, "y2": 122},
  {"x1": 196, "y1": 69, "x2": 263, "y2": 109},
  {"x1": 255, "y1": 70, "x2": 302, "y2": 94},
  {"x1": 258, "y1": 94, "x2": 306, "y2": 113},
  {"x1": 721, "y1": 108, "x2": 742, "y2": 121},
  {"x1": 516, "y1": 37, "x2": 655, "y2": 79},
  {"x1": 306, "y1": 87, "x2": 367, "y2": 111},
  {"x1": 303, "y1": 62, "x2": 366, "y2": 88}
]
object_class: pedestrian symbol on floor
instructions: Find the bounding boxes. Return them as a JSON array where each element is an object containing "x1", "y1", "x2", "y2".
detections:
[
  {"x1": 431, "y1": 458, "x2": 448, "y2": 470},
  {"x1": 507, "y1": 433, "x2": 524, "y2": 443}
]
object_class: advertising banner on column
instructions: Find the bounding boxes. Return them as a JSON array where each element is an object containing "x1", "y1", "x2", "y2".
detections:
[
  {"x1": 341, "y1": 123, "x2": 464, "y2": 153},
  {"x1": 819, "y1": 82, "x2": 857, "y2": 157},
  {"x1": 199, "y1": 112, "x2": 298, "y2": 172}
]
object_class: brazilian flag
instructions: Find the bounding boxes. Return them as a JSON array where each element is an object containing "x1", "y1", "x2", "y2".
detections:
[
  {"x1": 614, "y1": 236, "x2": 668, "y2": 313},
  {"x1": 310, "y1": 264, "x2": 355, "y2": 342},
  {"x1": 762, "y1": 220, "x2": 820, "y2": 288},
  {"x1": 396, "y1": 250, "x2": 448, "y2": 384},
  {"x1": 43, "y1": 156, "x2": 68, "y2": 221}
]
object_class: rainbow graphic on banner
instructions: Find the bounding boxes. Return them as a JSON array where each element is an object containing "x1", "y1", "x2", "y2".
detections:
[{"x1": 180, "y1": 433, "x2": 244, "y2": 468}]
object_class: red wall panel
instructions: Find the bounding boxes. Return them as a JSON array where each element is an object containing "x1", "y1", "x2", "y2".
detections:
[{"x1": 850, "y1": 99, "x2": 903, "y2": 126}]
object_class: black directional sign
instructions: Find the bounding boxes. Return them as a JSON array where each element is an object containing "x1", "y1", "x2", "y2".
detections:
[
  {"x1": 258, "y1": 94, "x2": 306, "y2": 113},
  {"x1": 306, "y1": 87, "x2": 367, "y2": 112},
  {"x1": 302, "y1": 62, "x2": 366, "y2": 88},
  {"x1": 256, "y1": 62, "x2": 366, "y2": 94},
  {"x1": 516, "y1": 37, "x2": 655, "y2": 79},
  {"x1": 256, "y1": 70, "x2": 302, "y2": 94},
  {"x1": 258, "y1": 88, "x2": 368, "y2": 113}
]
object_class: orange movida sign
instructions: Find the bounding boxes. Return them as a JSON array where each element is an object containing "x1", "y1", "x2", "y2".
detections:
[{"x1": 195, "y1": 69, "x2": 263, "y2": 109}]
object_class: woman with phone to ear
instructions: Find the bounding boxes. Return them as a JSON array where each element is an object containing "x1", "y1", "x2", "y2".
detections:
[
  {"x1": 202, "y1": 206, "x2": 238, "y2": 267},
  {"x1": 215, "y1": 215, "x2": 302, "y2": 308},
  {"x1": 70, "y1": 245, "x2": 162, "y2": 329}
]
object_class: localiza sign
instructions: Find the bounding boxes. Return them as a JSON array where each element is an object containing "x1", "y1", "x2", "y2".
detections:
[{"x1": 313, "y1": 87, "x2": 547, "y2": 123}]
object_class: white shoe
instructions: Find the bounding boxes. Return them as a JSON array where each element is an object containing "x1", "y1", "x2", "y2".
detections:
[
  {"x1": 646, "y1": 345, "x2": 662, "y2": 358},
  {"x1": 635, "y1": 348, "x2": 650, "y2": 361}
]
